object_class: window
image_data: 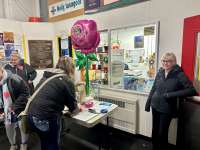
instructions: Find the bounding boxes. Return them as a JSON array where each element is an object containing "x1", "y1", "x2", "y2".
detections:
[
  {"x1": 89, "y1": 23, "x2": 159, "y2": 93},
  {"x1": 110, "y1": 23, "x2": 158, "y2": 93},
  {"x1": 90, "y1": 30, "x2": 109, "y2": 86}
]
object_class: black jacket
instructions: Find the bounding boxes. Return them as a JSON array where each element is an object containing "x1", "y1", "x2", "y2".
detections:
[
  {"x1": 5, "y1": 63, "x2": 37, "y2": 82},
  {"x1": 5, "y1": 62, "x2": 37, "y2": 94},
  {"x1": 145, "y1": 65, "x2": 197, "y2": 116},
  {"x1": 0, "y1": 72, "x2": 29, "y2": 115},
  {"x1": 28, "y1": 70, "x2": 77, "y2": 120}
]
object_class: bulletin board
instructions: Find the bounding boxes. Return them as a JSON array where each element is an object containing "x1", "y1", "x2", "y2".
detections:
[
  {"x1": 0, "y1": 32, "x2": 24, "y2": 59},
  {"x1": 28, "y1": 40, "x2": 53, "y2": 69}
]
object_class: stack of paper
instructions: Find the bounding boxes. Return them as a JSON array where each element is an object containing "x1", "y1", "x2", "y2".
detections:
[{"x1": 73, "y1": 110, "x2": 98, "y2": 122}]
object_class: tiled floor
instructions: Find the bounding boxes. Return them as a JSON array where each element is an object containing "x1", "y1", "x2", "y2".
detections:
[{"x1": 0, "y1": 120, "x2": 176, "y2": 150}]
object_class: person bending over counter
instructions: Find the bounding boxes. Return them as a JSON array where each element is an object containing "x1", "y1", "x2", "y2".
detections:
[{"x1": 27, "y1": 56, "x2": 79, "y2": 150}]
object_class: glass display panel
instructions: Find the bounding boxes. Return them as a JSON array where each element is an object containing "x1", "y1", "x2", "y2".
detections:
[
  {"x1": 90, "y1": 30, "x2": 109, "y2": 87},
  {"x1": 110, "y1": 23, "x2": 158, "y2": 93}
]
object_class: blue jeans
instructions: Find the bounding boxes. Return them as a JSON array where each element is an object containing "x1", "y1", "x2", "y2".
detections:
[{"x1": 28, "y1": 115, "x2": 60, "y2": 150}]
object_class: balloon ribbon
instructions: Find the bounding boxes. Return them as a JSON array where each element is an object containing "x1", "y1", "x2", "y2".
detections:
[{"x1": 85, "y1": 54, "x2": 90, "y2": 96}]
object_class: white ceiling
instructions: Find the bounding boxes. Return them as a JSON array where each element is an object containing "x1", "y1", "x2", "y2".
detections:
[{"x1": 0, "y1": 0, "x2": 40, "y2": 22}]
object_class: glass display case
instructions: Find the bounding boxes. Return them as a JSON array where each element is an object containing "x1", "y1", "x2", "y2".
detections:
[
  {"x1": 109, "y1": 23, "x2": 159, "y2": 93},
  {"x1": 90, "y1": 30, "x2": 109, "y2": 86},
  {"x1": 88, "y1": 23, "x2": 159, "y2": 94}
]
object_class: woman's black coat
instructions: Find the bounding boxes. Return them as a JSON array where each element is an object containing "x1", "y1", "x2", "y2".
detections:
[{"x1": 145, "y1": 65, "x2": 197, "y2": 116}]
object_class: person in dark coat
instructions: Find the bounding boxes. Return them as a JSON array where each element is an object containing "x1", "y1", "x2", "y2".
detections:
[
  {"x1": 4, "y1": 51, "x2": 37, "y2": 95},
  {"x1": 0, "y1": 62, "x2": 29, "y2": 150},
  {"x1": 145, "y1": 52, "x2": 197, "y2": 150},
  {"x1": 27, "y1": 56, "x2": 79, "y2": 150}
]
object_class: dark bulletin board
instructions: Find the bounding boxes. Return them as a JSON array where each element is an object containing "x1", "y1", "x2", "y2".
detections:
[{"x1": 28, "y1": 40, "x2": 53, "y2": 69}]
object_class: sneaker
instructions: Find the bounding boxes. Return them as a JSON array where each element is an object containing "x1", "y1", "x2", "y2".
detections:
[
  {"x1": 10, "y1": 145, "x2": 18, "y2": 150},
  {"x1": 20, "y1": 144, "x2": 28, "y2": 150}
]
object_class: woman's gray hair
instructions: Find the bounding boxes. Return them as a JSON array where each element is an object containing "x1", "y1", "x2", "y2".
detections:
[{"x1": 161, "y1": 52, "x2": 177, "y2": 64}]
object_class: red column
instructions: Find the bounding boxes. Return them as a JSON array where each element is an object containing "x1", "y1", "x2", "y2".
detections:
[{"x1": 181, "y1": 15, "x2": 200, "y2": 81}]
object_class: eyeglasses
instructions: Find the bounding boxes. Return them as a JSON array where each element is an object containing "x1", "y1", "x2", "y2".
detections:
[{"x1": 161, "y1": 60, "x2": 173, "y2": 63}]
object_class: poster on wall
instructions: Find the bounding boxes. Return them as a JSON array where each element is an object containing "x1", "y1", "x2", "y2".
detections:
[
  {"x1": 4, "y1": 43, "x2": 14, "y2": 58},
  {"x1": 14, "y1": 44, "x2": 23, "y2": 58},
  {"x1": 144, "y1": 26, "x2": 155, "y2": 36},
  {"x1": 85, "y1": 0, "x2": 100, "y2": 13},
  {"x1": 3, "y1": 32, "x2": 14, "y2": 43},
  {"x1": 0, "y1": 33, "x2": 3, "y2": 45},
  {"x1": 134, "y1": 36, "x2": 144, "y2": 48},
  {"x1": 0, "y1": 47, "x2": 5, "y2": 60},
  {"x1": 61, "y1": 38, "x2": 69, "y2": 56},
  {"x1": 0, "y1": 45, "x2": 5, "y2": 59},
  {"x1": 28, "y1": 40, "x2": 53, "y2": 69}
]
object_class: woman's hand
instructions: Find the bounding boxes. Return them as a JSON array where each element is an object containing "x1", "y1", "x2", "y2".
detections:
[
  {"x1": 75, "y1": 81, "x2": 85, "y2": 86},
  {"x1": 75, "y1": 81, "x2": 85, "y2": 92},
  {"x1": 64, "y1": 104, "x2": 82, "y2": 118}
]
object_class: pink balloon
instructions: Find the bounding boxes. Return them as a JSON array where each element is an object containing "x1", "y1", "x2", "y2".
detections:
[
  {"x1": 71, "y1": 20, "x2": 100, "y2": 54},
  {"x1": 93, "y1": 32, "x2": 100, "y2": 48},
  {"x1": 81, "y1": 48, "x2": 95, "y2": 54},
  {"x1": 71, "y1": 23, "x2": 86, "y2": 47},
  {"x1": 79, "y1": 31, "x2": 100, "y2": 54},
  {"x1": 80, "y1": 33, "x2": 100, "y2": 54}
]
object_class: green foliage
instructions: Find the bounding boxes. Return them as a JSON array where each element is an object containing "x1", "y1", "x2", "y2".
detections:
[
  {"x1": 88, "y1": 60, "x2": 92, "y2": 69},
  {"x1": 78, "y1": 59, "x2": 86, "y2": 70},
  {"x1": 76, "y1": 51, "x2": 85, "y2": 60},
  {"x1": 75, "y1": 52, "x2": 99, "y2": 96},
  {"x1": 87, "y1": 53, "x2": 98, "y2": 61},
  {"x1": 103, "y1": 56, "x2": 108, "y2": 63},
  {"x1": 75, "y1": 52, "x2": 98, "y2": 70}
]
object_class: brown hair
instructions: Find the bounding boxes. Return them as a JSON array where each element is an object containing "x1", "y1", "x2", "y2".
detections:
[{"x1": 56, "y1": 56, "x2": 75, "y2": 78}]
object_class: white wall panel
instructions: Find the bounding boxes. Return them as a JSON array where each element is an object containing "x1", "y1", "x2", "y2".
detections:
[{"x1": 0, "y1": 19, "x2": 22, "y2": 32}]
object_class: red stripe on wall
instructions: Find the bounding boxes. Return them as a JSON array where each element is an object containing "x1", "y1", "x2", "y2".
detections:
[{"x1": 181, "y1": 15, "x2": 200, "y2": 81}]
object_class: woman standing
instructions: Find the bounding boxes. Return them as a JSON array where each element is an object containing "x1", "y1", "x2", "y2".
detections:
[
  {"x1": 27, "y1": 57, "x2": 79, "y2": 150},
  {"x1": 4, "y1": 51, "x2": 37, "y2": 95},
  {"x1": 0, "y1": 62, "x2": 29, "y2": 150},
  {"x1": 145, "y1": 52, "x2": 197, "y2": 150}
]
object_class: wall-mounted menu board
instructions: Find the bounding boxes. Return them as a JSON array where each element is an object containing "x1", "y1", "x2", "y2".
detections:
[{"x1": 28, "y1": 40, "x2": 53, "y2": 69}]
